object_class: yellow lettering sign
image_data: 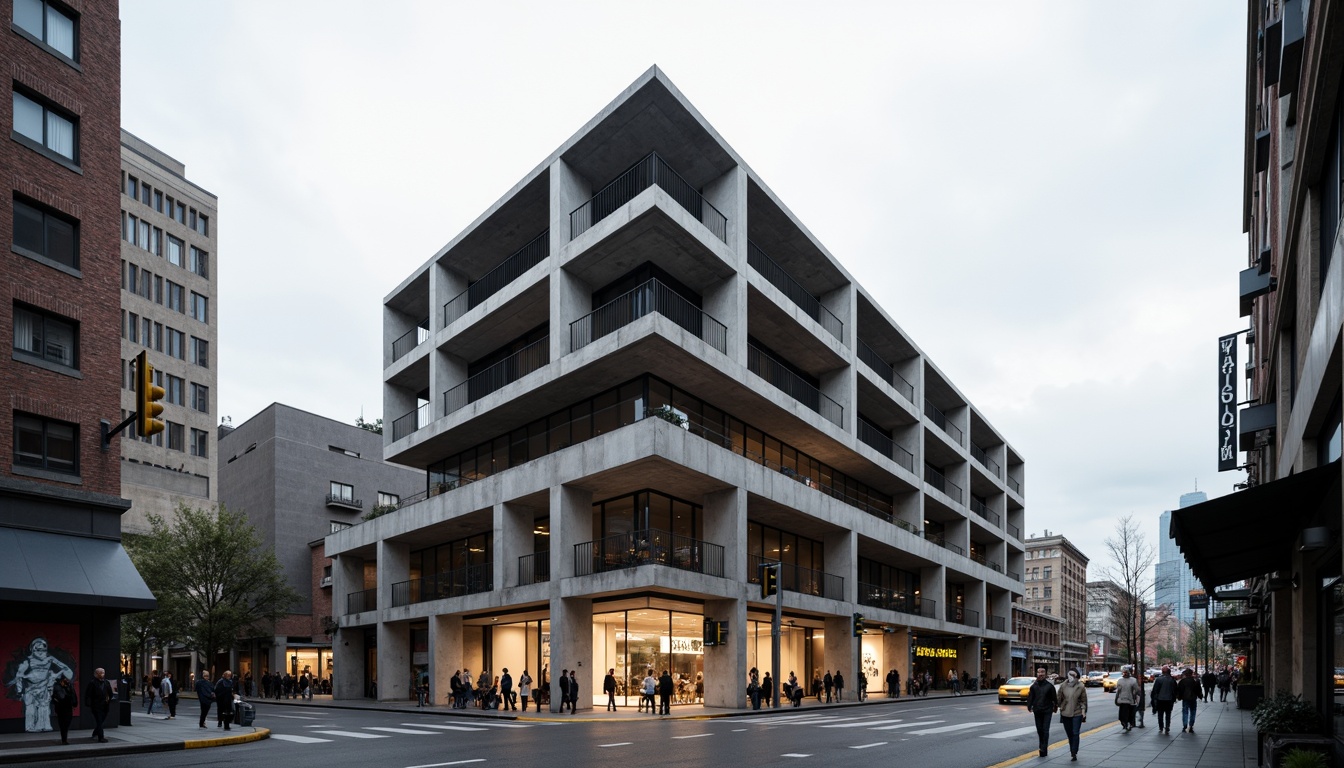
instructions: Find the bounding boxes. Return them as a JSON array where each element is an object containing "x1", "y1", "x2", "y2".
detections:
[{"x1": 913, "y1": 646, "x2": 957, "y2": 659}]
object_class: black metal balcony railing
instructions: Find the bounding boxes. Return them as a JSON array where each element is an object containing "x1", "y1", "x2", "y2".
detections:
[
  {"x1": 970, "y1": 497, "x2": 1002, "y2": 527},
  {"x1": 747, "y1": 554, "x2": 843, "y2": 600},
  {"x1": 346, "y1": 587, "x2": 376, "y2": 615},
  {"x1": 924, "y1": 399, "x2": 964, "y2": 445},
  {"x1": 1007, "y1": 476, "x2": 1022, "y2": 494},
  {"x1": 988, "y1": 561, "x2": 1003, "y2": 573},
  {"x1": 392, "y1": 401, "x2": 432, "y2": 442},
  {"x1": 988, "y1": 614, "x2": 1007, "y2": 633},
  {"x1": 894, "y1": 518, "x2": 920, "y2": 536},
  {"x1": 443, "y1": 230, "x2": 550, "y2": 326},
  {"x1": 946, "y1": 605, "x2": 979, "y2": 627},
  {"x1": 392, "y1": 317, "x2": 431, "y2": 363},
  {"x1": 969, "y1": 549, "x2": 987, "y2": 566},
  {"x1": 1009, "y1": 570, "x2": 1022, "y2": 582},
  {"x1": 569, "y1": 278, "x2": 727, "y2": 355},
  {"x1": 747, "y1": 241, "x2": 843, "y2": 340},
  {"x1": 391, "y1": 563, "x2": 494, "y2": 607},
  {"x1": 570, "y1": 152, "x2": 727, "y2": 243},
  {"x1": 857, "y1": 583, "x2": 934, "y2": 618},
  {"x1": 443, "y1": 338, "x2": 549, "y2": 415},
  {"x1": 518, "y1": 551, "x2": 550, "y2": 586},
  {"x1": 574, "y1": 528, "x2": 725, "y2": 578},
  {"x1": 325, "y1": 493, "x2": 362, "y2": 508},
  {"x1": 857, "y1": 340, "x2": 915, "y2": 403},
  {"x1": 969, "y1": 442, "x2": 1001, "y2": 478},
  {"x1": 1007, "y1": 522, "x2": 1021, "y2": 540},
  {"x1": 747, "y1": 343, "x2": 843, "y2": 427},
  {"x1": 923, "y1": 465, "x2": 963, "y2": 504},
  {"x1": 857, "y1": 419, "x2": 914, "y2": 473}
]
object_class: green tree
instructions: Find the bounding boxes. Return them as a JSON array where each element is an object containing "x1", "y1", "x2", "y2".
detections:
[
  {"x1": 355, "y1": 416, "x2": 383, "y2": 434},
  {"x1": 127, "y1": 504, "x2": 301, "y2": 675}
]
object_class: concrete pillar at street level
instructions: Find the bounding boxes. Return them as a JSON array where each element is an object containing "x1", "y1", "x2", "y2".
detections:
[
  {"x1": 550, "y1": 595, "x2": 593, "y2": 712},
  {"x1": 703, "y1": 596, "x2": 744, "y2": 708},
  {"x1": 429, "y1": 613, "x2": 462, "y2": 706},
  {"x1": 377, "y1": 621, "x2": 410, "y2": 703}
]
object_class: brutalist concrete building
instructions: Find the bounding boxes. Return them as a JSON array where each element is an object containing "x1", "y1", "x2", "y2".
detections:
[{"x1": 329, "y1": 67, "x2": 1027, "y2": 710}]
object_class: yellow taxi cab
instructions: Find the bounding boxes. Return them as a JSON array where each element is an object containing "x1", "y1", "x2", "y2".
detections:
[
  {"x1": 998, "y1": 676, "x2": 1037, "y2": 704},
  {"x1": 1101, "y1": 671, "x2": 1125, "y2": 692}
]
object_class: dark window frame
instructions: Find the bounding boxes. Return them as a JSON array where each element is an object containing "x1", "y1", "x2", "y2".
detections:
[
  {"x1": 11, "y1": 85, "x2": 79, "y2": 166},
  {"x1": 13, "y1": 302, "x2": 78, "y2": 370},
  {"x1": 12, "y1": 195, "x2": 78, "y2": 271},
  {"x1": 13, "y1": 411, "x2": 78, "y2": 475},
  {"x1": 10, "y1": 0, "x2": 80, "y2": 66}
]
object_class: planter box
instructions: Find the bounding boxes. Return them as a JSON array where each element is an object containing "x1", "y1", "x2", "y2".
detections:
[
  {"x1": 1238, "y1": 683, "x2": 1264, "y2": 710},
  {"x1": 1259, "y1": 733, "x2": 1334, "y2": 768}
]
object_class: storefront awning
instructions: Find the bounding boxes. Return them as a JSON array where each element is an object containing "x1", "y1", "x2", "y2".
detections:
[
  {"x1": 1170, "y1": 461, "x2": 1339, "y2": 590},
  {"x1": 1207, "y1": 612, "x2": 1258, "y2": 632},
  {"x1": 0, "y1": 528, "x2": 156, "y2": 611}
]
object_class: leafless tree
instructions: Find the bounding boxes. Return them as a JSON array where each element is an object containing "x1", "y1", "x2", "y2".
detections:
[{"x1": 1096, "y1": 514, "x2": 1171, "y2": 669}]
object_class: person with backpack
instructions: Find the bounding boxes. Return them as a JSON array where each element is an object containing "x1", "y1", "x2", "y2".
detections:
[
  {"x1": 1150, "y1": 666, "x2": 1178, "y2": 734},
  {"x1": 1025, "y1": 667, "x2": 1059, "y2": 758},
  {"x1": 1216, "y1": 668, "x2": 1231, "y2": 702}
]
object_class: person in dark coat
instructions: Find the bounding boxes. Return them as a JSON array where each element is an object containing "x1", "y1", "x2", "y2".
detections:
[
  {"x1": 52, "y1": 674, "x2": 77, "y2": 745},
  {"x1": 1150, "y1": 666, "x2": 1179, "y2": 734},
  {"x1": 83, "y1": 668, "x2": 113, "y2": 743},
  {"x1": 833, "y1": 671, "x2": 844, "y2": 702},
  {"x1": 557, "y1": 668, "x2": 570, "y2": 713},
  {"x1": 1176, "y1": 668, "x2": 1203, "y2": 734},
  {"x1": 823, "y1": 670, "x2": 833, "y2": 703},
  {"x1": 195, "y1": 671, "x2": 215, "y2": 728},
  {"x1": 214, "y1": 670, "x2": 235, "y2": 730},
  {"x1": 603, "y1": 668, "x2": 617, "y2": 711},
  {"x1": 567, "y1": 670, "x2": 578, "y2": 714},
  {"x1": 1024, "y1": 667, "x2": 1058, "y2": 758},
  {"x1": 657, "y1": 670, "x2": 673, "y2": 715}
]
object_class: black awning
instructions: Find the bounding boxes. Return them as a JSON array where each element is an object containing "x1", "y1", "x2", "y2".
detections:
[
  {"x1": 0, "y1": 528, "x2": 156, "y2": 611},
  {"x1": 1170, "y1": 461, "x2": 1339, "y2": 590},
  {"x1": 1207, "y1": 612, "x2": 1258, "y2": 631}
]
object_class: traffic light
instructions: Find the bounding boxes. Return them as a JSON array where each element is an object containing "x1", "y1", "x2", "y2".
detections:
[
  {"x1": 761, "y1": 562, "x2": 778, "y2": 599},
  {"x1": 135, "y1": 350, "x2": 165, "y2": 437},
  {"x1": 852, "y1": 612, "x2": 865, "y2": 637},
  {"x1": 715, "y1": 620, "x2": 729, "y2": 646}
]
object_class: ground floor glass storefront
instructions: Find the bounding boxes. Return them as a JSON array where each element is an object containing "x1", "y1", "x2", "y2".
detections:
[{"x1": 592, "y1": 609, "x2": 704, "y2": 706}]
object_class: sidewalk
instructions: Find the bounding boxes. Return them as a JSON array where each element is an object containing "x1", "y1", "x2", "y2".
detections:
[
  {"x1": 989, "y1": 697, "x2": 1258, "y2": 768},
  {"x1": 0, "y1": 707, "x2": 265, "y2": 765}
]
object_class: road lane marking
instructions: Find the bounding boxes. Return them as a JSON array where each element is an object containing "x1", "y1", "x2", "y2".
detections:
[
  {"x1": 916, "y1": 714, "x2": 940, "y2": 719},
  {"x1": 821, "y1": 719, "x2": 903, "y2": 728},
  {"x1": 311, "y1": 730, "x2": 389, "y2": 739},
  {"x1": 732, "y1": 728, "x2": 747, "y2": 732},
  {"x1": 270, "y1": 734, "x2": 331, "y2": 744},
  {"x1": 367, "y1": 727, "x2": 441, "y2": 734},
  {"x1": 270, "y1": 714, "x2": 326, "y2": 720},
  {"x1": 781, "y1": 754, "x2": 812, "y2": 758},
  {"x1": 981, "y1": 726, "x2": 1039, "y2": 739},
  {"x1": 849, "y1": 742, "x2": 887, "y2": 749},
  {"x1": 407, "y1": 724, "x2": 488, "y2": 731},
  {"x1": 906, "y1": 722, "x2": 994, "y2": 736},
  {"x1": 598, "y1": 742, "x2": 632, "y2": 747},
  {"x1": 870, "y1": 721, "x2": 944, "y2": 730},
  {"x1": 459, "y1": 722, "x2": 532, "y2": 728},
  {"x1": 405, "y1": 761, "x2": 486, "y2": 768},
  {"x1": 673, "y1": 733, "x2": 713, "y2": 739}
]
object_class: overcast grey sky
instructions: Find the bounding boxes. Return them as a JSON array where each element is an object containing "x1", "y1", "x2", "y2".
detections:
[{"x1": 120, "y1": 1, "x2": 1247, "y2": 575}]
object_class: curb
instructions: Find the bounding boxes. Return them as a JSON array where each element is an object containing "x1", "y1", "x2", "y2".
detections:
[
  {"x1": 185, "y1": 728, "x2": 270, "y2": 749},
  {"x1": 0, "y1": 728, "x2": 268, "y2": 764},
  {"x1": 985, "y1": 721, "x2": 1120, "y2": 768}
]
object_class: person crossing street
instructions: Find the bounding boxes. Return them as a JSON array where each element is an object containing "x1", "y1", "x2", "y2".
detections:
[{"x1": 1025, "y1": 666, "x2": 1058, "y2": 758}]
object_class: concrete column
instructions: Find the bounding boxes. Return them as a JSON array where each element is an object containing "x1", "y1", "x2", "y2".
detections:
[
  {"x1": 549, "y1": 157, "x2": 591, "y2": 246},
  {"x1": 549, "y1": 596, "x2": 593, "y2": 712},
  {"x1": 958, "y1": 636, "x2": 981, "y2": 681},
  {"x1": 551, "y1": 484, "x2": 592, "y2": 582},
  {"x1": 1268, "y1": 587, "x2": 1293, "y2": 694},
  {"x1": 965, "y1": 580, "x2": 987, "y2": 633},
  {"x1": 333, "y1": 553, "x2": 363, "y2": 623},
  {"x1": 1291, "y1": 552, "x2": 1319, "y2": 697},
  {"x1": 498, "y1": 502, "x2": 534, "y2": 589},
  {"x1": 704, "y1": 487, "x2": 746, "y2": 585},
  {"x1": 990, "y1": 639, "x2": 1011, "y2": 682},
  {"x1": 823, "y1": 615, "x2": 855, "y2": 701},
  {"x1": 820, "y1": 364, "x2": 855, "y2": 436},
  {"x1": 702, "y1": 272, "x2": 747, "y2": 364},
  {"x1": 429, "y1": 613, "x2": 463, "y2": 706},
  {"x1": 920, "y1": 564, "x2": 947, "y2": 622},
  {"x1": 377, "y1": 539, "x2": 410, "y2": 615},
  {"x1": 333, "y1": 628, "x2": 363, "y2": 699},
  {"x1": 702, "y1": 596, "x2": 745, "y2": 709},
  {"x1": 702, "y1": 165, "x2": 745, "y2": 269},
  {"x1": 824, "y1": 529, "x2": 857, "y2": 603},
  {"x1": 888, "y1": 627, "x2": 911, "y2": 696},
  {"x1": 377, "y1": 621, "x2": 410, "y2": 702}
]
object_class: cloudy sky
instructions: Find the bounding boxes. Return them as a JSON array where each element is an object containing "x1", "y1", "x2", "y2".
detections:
[{"x1": 120, "y1": 1, "x2": 1248, "y2": 575}]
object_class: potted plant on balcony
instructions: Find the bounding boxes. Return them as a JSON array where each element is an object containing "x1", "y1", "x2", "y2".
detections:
[{"x1": 1252, "y1": 691, "x2": 1329, "y2": 768}]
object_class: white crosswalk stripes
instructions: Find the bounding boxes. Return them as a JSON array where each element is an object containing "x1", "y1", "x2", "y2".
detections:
[
  {"x1": 981, "y1": 725, "x2": 1041, "y2": 739},
  {"x1": 310, "y1": 730, "x2": 389, "y2": 739},
  {"x1": 267, "y1": 718, "x2": 550, "y2": 748},
  {"x1": 738, "y1": 712, "x2": 1058, "y2": 741},
  {"x1": 904, "y1": 721, "x2": 994, "y2": 736},
  {"x1": 270, "y1": 734, "x2": 331, "y2": 744}
]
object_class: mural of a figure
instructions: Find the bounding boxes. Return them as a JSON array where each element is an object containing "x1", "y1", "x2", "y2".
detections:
[{"x1": 7, "y1": 637, "x2": 74, "y2": 732}]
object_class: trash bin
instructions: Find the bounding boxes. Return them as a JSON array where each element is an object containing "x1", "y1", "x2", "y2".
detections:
[
  {"x1": 236, "y1": 701, "x2": 255, "y2": 727},
  {"x1": 119, "y1": 700, "x2": 132, "y2": 726}
]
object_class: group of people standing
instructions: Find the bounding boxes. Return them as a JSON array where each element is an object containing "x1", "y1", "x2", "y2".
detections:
[
  {"x1": 260, "y1": 669, "x2": 316, "y2": 699},
  {"x1": 140, "y1": 671, "x2": 179, "y2": 719},
  {"x1": 447, "y1": 667, "x2": 532, "y2": 711}
]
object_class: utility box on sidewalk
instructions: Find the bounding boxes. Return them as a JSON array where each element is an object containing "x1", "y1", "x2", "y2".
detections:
[{"x1": 118, "y1": 700, "x2": 132, "y2": 726}]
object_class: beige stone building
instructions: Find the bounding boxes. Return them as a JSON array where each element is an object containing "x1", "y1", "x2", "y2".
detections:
[{"x1": 1021, "y1": 532, "x2": 1089, "y2": 673}]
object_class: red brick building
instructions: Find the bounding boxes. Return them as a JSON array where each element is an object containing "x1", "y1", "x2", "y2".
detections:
[{"x1": 0, "y1": 0, "x2": 154, "y2": 734}]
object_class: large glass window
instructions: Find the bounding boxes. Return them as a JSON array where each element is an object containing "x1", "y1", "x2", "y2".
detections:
[
  {"x1": 13, "y1": 0, "x2": 77, "y2": 59},
  {"x1": 592, "y1": 609, "x2": 705, "y2": 709},
  {"x1": 13, "y1": 197, "x2": 76, "y2": 269},
  {"x1": 13, "y1": 411, "x2": 76, "y2": 474},
  {"x1": 13, "y1": 304, "x2": 75, "y2": 368},
  {"x1": 12, "y1": 90, "x2": 75, "y2": 161}
]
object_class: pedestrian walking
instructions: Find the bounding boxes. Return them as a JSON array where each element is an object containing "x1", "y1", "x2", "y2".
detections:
[
  {"x1": 947, "y1": 669, "x2": 958, "y2": 696},
  {"x1": 1058, "y1": 670, "x2": 1088, "y2": 761},
  {"x1": 160, "y1": 672, "x2": 178, "y2": 719},
  {"x1": 1150, "y1": 666, "x2": 1178, "y2": 734},
  {"x1": 762, "y1": 672, "x2": 773, "y2": 707},
  {"x1": 603, "y1": 668, "x2": 617, "y2": 711},
  {"x1": 787, "y1": 671, "x2": 802, "y2": 706},
  {"x1": 658, "y1": 670, "x2": 673, "y2": 715},
  {"x1": 1176, "y1": 668, "x2": 1202, "y2": 734},
  {"x1": 858, "y1": 671, "x2": 867, "y2": 701},
  {"x1": 568, "y1": 669, "x2": 579, "y2": 713},
  {"x1": 748, "y1": 667, "x2": 761, "y2": 710},
  {"x1": 146, "y1": 672, "x2": 159, "y2": 716},
  {"x1": 558, "y1": 668, "x2": 570, "y2": 713},
  {"x1": 834, "y1": 670, "x2": 844, "y2": 702},
  {"x1": 814, "y1": 669, "x2": 823, "y2": 701},
  {"x1": 1216, "y1": 668, "x2": 1230, "y2": 702},
  {"x1": 1113, "y1": 666, "x2": 1139, "y2": 731},
  {"x1": 1025, "y1": 667, "x2": 1058, "y2": 758},
  {"x1": 1201, "y1": 669, "x2": 1217, "y2": 701},
  {"x1": 823, "y1": 670, "x2": 833, "y2": 703},
  {"x1": 502, "y1": 668, "x2": 517, "y2": 711},
  {"x1": 215, "y1": 670, "x2": 235, "y2": 731},
  {"x1": 195, "y1": 670, "x2": 215, "y2": 728},
  {"x1": 642, "y1": 670, "x2": 657, "y2": 714},
  {"x1": 52, "y1": 674, "x2": 76, "y2": 745},
  {"x1": 519, "y1": 670, "x2": 532, "y2": 712},
  {"x1": 83, "y1": 668, "x2": 113, "y2": 743}
]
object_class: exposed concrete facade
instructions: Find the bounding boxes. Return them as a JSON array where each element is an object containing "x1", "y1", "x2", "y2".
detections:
[
  {"x1": 118, "y1": 130, "x2": 218, "y2": 534},
  {"x1": 331, "y1": 67, "x2": 1026, "y2": 711}
]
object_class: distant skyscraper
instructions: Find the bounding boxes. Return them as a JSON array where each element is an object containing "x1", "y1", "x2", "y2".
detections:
[{"x1": 1155, "y1": 490, "x2": 1206, "y2": 628}]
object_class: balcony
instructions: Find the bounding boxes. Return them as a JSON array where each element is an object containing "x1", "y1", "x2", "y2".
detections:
[
  {"x1": 574, "y1": 528, "x2": 725, "y2": 578},
  {"x1": 857, "y1": 584, "x2": 935, "y2": 619},
  {"x1": 443, "y1": 230, "x2": 550, "y2": 326},
  {"x1": 857, "y1": 340, "x2": 914, "y2": 403},
  {"x1": 1009, "y1": 570, "x2": 1022, "y2": 582},
  {"x1": 987, "y1": 614, "x2": 1007, "y2": 633},
  {"x1": 391, "y1": 401, "x2": 432, "y2": 442},
  {"x1": 443, "y1": 338, "x2": 549, "y2": 415},
  {"x1": 391, "y1": 563, "x2": 493, "y2": 607},
  {"x1": 518, "y1": 551, "x2": 550, "y2": 586},
  {"x1": 570, "y1": 278, "x2": 727, "y2": 354},
  {"x1": 1007, "y1": 476, "x2": 1022, "y2": 495},
  {"x1": 924, "y1": 400, "x2": 963, "y2": 445},
  {"x1": 747, "y1": 241, "x2": 843, "y2": 340},
  {"x1": 1007, "y1": 522, "x2": 1021, "y2": 540},
  {"x1": 969, "y1": 497, "x2": 1001, "y2": 527},
  {"x1": 747, "y1": 554, "x2": 843, "y2": 600},
  {"x1": 570, "y1": 152, "x2": 727, "y2": 243},
  {"x1": 969, "y1": 550, "x2": 1002, "y2": 573},
  {"x1": 857, "y1": 419, "x2": 914, "y2": 473},
  {"x1": 325, "y1": 493, "x2": 362, "y2": 510},
  {"x1": 946, "y1": 605, "x2": 979, "y2": 627},
  {"x1": 391, "y1": 318, "x2": 430, "y2": 363},
  {"x1": 969, "y1": 442, "x2": 1001, "y2": 478},
  {"x1": 346, "y1": 587, "x2": 376, "y2": 615},
  {"x1": 320, "y1": 575, "x2": 332, "y2": 588},
  {"x1": 923, "y1": 465, "x2": 963, "y2": 504},
  {"x1": 747, "y1": 343, "x2": 843, "y2": 427}
]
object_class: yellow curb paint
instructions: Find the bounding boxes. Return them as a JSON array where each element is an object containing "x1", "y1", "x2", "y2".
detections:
[
  {"x1": 183, "y1": 727, "x2": 270, "y2": 749},
  {"x1": 984, "y1": 722, "x2": 1119, "y2": 768}
]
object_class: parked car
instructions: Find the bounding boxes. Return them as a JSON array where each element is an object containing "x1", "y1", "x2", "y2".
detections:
[
  {"x1": 998, "y1": 676, "x2": 1036, "y2": 704},
  {"x1": 1085, "y1": 671, "x2": 1105, "y2": 688}
]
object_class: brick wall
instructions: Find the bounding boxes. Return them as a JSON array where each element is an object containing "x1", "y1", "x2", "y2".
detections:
[{"x1": 274, "y1": 542, "x2": 334, "y2": 638}]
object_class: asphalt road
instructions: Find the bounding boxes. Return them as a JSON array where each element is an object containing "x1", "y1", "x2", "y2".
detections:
[{"x1": 18, "y1": 695, "x2": 1113, "y2": 768}]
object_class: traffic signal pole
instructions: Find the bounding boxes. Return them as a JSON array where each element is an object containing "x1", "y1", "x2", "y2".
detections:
[{"x1": 770, "y1": 562, "x2": 781, "y2": 709}]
